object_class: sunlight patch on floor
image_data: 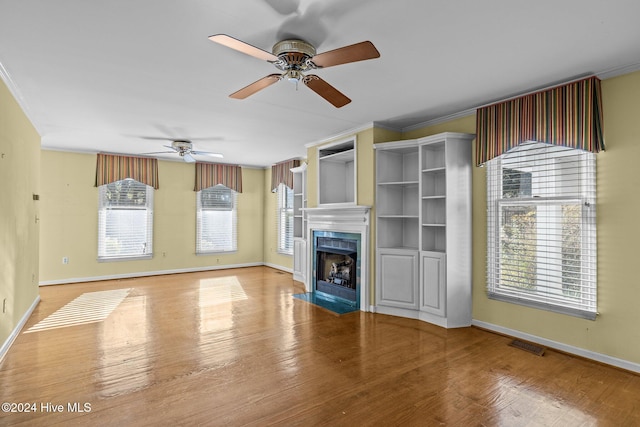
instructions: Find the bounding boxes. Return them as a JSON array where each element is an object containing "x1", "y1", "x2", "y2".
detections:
[
  {"x1": 198, "y1": 276, "x2": 248, "y2": 307},
  {"x1": 25, "y1": 288, "x2": 132, "y2": 333}
]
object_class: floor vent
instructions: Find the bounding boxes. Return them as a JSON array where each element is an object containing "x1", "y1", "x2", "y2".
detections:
[{"x1": 509, "y1": 339, "x2": 545, "y2": 356}]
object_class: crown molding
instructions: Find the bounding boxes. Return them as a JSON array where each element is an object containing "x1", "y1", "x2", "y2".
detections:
[
  {"x1": 596, "y1": 61, "x2": 640, "y2": 80},
  {"x1": 401, "y1": 109, "x2": 476, "y2": 133},
  {"x1": 40, "y1": 147, "x2": 266, "y2": 169},
  {"x1": 304, "y1": 122, "x2": 377, "y2": 148},
  {"x1": 0, "y1": 61, "x2": 43, "y2": 136}
]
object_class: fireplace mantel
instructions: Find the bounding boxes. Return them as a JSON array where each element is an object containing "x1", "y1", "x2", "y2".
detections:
[
  {"x1": 303, "y1": 205, "x2": 371, "y2": 311},
  {"x1": 303, "y1": 205, "x2": 371, "y2": 226}
]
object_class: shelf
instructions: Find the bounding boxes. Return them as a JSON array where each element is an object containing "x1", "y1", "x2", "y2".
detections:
[
  {"x1": 376, "y1": 148, "x2": 419, "y2": 183},
  {"x1": 422, "y1": 171, "x2": 446, "y2": 198},
  {"x1": 421, "y1": 249, "x2": 446, "y2": 254},
  {"x1": 421, "y1": 141, "x2": 446, "y2": 171},
  {"x1": 422, "y1": 226, "x2": 446, "y2": 252},
  {"x1": 422, "y1": 195, "x2": 445, "y2": 200},
  {"x1": 422, "y1": 223, "x2": 446, "y2": 227},
  {"x1": 422, "y1": 167, "x2": 446, "y2": 174},
  {"x1": 377, "y1": 184, "x2": 418, "y2": 217},
  {"x1": 377, "y1": 181, "x2": 419, "y2": 186},
  {"x1": 378, "y1": 245, "x2": 419, "y2": 251},
  {"x1": 377, "y1": 216, "x2": 419, "y2": 249}
]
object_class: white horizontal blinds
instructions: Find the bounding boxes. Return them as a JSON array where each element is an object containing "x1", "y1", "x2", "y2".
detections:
[
  {"x1": 196, "y1": 185, "x2": 237, "y2": 253},
  {"x1": 277, "y1": 183, "x2": 294, "y2": 254},
  {"x1": 487, "y1": 141, "x2": 597, "y2": 319},
  {"x1": 98, "y1": 179, "x2": 153, "y2": 259}
]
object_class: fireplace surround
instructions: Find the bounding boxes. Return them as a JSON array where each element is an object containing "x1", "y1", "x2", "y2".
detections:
[
  {"x1": 303, "y1": 206, "x2": 370, "y2": 311},
  {"x1": 314, "y1": 231, "x2": 360, "y2": 306}
]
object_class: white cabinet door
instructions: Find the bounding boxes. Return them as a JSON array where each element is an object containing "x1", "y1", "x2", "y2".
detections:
[
  {"x1": 420, "y1": 252, "x2": 446, "y2": 316},
  {"x1": 293, "y1": 238, "x2": 307, "y2": 284},
  {"x1": 377, "y1": 249, "x2": 419, "y2": 309}
]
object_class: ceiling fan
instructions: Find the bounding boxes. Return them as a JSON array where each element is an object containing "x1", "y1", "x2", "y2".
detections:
[
  {"x1": 208, "y1": 34, "x2": 380, "y2": 108},
  {"x1": 145, "y1": 140, "x2": 223, "y2": 163}
]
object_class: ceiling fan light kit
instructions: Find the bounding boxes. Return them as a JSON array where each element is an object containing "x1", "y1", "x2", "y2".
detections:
[{"x1": 209, "y1": 34, "x2": 380, "y2": 107}]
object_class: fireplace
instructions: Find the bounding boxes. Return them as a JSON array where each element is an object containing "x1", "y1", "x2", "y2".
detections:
[
  {"x1": 313, "y1": 232, "x2": 360, "y2": 307},
  {"x1": 304, "y1": 205, "x2": 370, "y2": 311}
]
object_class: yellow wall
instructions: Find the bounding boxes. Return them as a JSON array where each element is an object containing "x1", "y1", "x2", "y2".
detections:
[
  {"x1": 405, "y1": 72, "x2": 640, "y2": 365},
  {"x1": 0, "y1": 79, "x2": 40, "y2": 348},
  {"x1": 39, "y1": 151, "x2": 265, "y2": 282}
]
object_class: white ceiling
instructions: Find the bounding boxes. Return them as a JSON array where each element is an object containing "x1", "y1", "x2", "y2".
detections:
[{"x1": 1, "y1": 0, "x2": 639, "y2": 167}]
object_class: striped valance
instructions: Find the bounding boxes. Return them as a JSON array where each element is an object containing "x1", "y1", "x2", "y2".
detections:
[
  {"x1": 95, "y1": 153, "x2": 159, "y2": 189},
  {"x1": 271, "y1": 159, "x2": 300, "y2": 192},
  {"x1": 476, "y1": 76, "x2": 605, "y2": 165},
  {"x1": 194, "y1": 162, "x2": 242, "y2": 193}
]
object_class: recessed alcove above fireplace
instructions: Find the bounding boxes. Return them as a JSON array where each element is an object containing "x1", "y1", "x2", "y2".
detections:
[{"x1": 303, "y1": 205, "x2": 370, "y2": 312}]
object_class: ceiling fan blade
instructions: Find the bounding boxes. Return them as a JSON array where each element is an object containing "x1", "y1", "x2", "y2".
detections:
[
  {"x1": 311, "y1": 41, "x2": 380, "y2": 68},
  {"x1": 303, "y1": 75, "x2": 351, "y2": 108},
  {"x1": 191, "y1": 151, "x2": 224, "y2": 158},
  {"x1": 208, "y1": 34, "x2": 278, "y2": 62},
  {"x1": 142, "y1": 150, "x2": 176, "y2": 154},
  {"x1": 183, "y1": 153, "x2": 196, "y2": 163},
  {"x1": 230, "y1": 74, "x2": 282, "y2": 99},
  {"x1": 139, "y1": 136, "x2": 174, "y2": 141}
]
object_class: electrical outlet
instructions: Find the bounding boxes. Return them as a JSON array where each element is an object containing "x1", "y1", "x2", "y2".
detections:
[{"x1": 62, "y1": 256, "x2": 69, "y2": 264}]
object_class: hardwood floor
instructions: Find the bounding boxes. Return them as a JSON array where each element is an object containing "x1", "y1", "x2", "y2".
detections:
[{"x1": 1, "y1": 266, "x2": 639, "y2": 426}]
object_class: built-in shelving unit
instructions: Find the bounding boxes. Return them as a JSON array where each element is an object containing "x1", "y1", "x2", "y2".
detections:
[
  {"x1": 374, "y1": 132, "x2": 474, "y2": 328},
  {"x1": 291, "y1": 162, "x2": 307, "y2": 284}
]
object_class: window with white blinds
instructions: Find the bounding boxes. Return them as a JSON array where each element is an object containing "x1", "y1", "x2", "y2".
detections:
[
  {"x1": 98, "y1": 179, "x2": 154, "y2": 261},
  {"x1": 197, "y1": 185, "x2": 237, "y2": 254},
  {"x1": 486, "y1": 141, "x2": 597, "y2": 320},
  {"x1": 277, "y1": 183, "x2": 294, "y2": 255}
]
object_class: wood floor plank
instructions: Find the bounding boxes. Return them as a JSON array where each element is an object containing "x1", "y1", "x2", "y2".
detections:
[{"x1": 1, "y1": 266, "x2": 639, "y2": 426}]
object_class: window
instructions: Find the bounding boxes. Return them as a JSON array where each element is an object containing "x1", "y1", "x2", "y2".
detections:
[
  {"x1": 277, "y1": 183, "x2": 294, "y2": 255},
  {"x1": 487, "y1": 141, "x2": 597, "y2": 319},
  {"x1": 197, "y1": 184, "x2": 237, "y2": 253},
  {"x1": 98, "y1": 179, "x2": 153, "y2": 260}
]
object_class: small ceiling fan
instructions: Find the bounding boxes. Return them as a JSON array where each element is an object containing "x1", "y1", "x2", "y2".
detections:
[
  {"x1": 208, "y1": 34, "x2": 380, "y2": 107},
  {"x1": 145, "y1": 140, "x2": 223, "y2": 163}
]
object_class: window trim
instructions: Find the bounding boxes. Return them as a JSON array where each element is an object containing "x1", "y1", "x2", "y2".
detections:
[
  {"x1": 97, "y1": 179, "x2": 154, "y2": 262},
  {"x1": 277, "y1": 183, "x2": 294, "y2": 256},
  {"x1": 196, "y1": 185, "x2": 238, "y2": 254},
  {"x1": 486, "y1": 142, "x2": 597, "y2": 320}
]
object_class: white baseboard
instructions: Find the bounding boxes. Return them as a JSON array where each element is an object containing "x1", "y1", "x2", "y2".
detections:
[
  {"x1": 263, "y1": 263, "x2": 293, "y2": 274},
  {"x1": 0, "y1": 295, "x2": 40, "y2": 364},
  {"x1": 472, "y1": 319, "x2": 640, "y2": 374},
  {"x1": 38, "y1": 262, "x2": 268, "y2": 286}
]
